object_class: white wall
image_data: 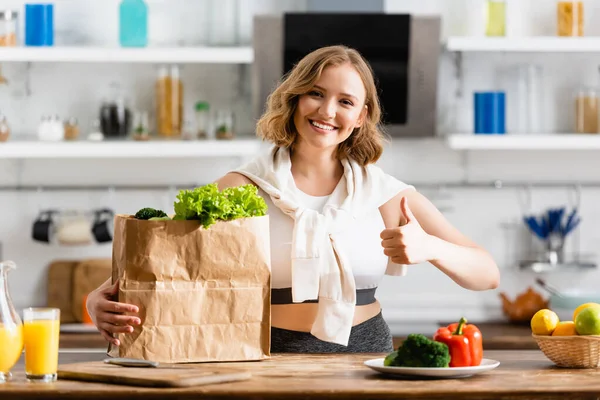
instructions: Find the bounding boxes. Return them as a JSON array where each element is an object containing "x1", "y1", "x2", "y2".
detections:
[{"x1": 2, "y1": 0, "x2": 600, "y2": 329}]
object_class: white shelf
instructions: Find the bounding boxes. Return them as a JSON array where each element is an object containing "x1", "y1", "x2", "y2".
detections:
[
  {"x1": 446, "y1": 37, "x2": 600, "y2": 52},
  {"x1": 0, "y1": 139, "x2": 263, "y2": 159},
  {"x1": 0, "y1": 46, "x2": 254, "y2": 64},
  {"x1": 447, "y1": 134, "x2": 600, "y2": 150}
]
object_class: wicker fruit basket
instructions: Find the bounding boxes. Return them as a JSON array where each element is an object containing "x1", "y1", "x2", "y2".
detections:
[{"x1": 533, "y1": 334, "x2": 600, "y2": 368}]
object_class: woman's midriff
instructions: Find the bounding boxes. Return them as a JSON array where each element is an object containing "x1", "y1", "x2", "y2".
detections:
[{"x1": 271, "y1": 300, "x2": 382, "y2": 332}]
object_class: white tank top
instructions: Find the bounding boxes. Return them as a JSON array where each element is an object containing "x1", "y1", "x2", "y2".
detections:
[{"x1": 260, "y1": 176, "x2": 390, "y2": 291}]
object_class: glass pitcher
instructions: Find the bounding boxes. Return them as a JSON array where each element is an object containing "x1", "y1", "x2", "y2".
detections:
[{"x1": 0, "y1": 260, "x2": 23, "y2": 382}]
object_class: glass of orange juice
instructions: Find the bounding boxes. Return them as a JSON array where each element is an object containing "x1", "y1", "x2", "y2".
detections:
[{"x1": 23, "y1": 308, "x2": 60, "y2": 382}]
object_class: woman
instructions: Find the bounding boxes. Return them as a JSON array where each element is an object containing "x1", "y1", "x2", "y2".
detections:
[{"x1": 87, "y1": 45, "x2": 499, "y2": 353}]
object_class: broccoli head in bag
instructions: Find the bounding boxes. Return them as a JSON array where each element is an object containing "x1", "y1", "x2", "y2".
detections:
[{"x1": 134, "y1": 207, "x2": 168, "y2": 220}]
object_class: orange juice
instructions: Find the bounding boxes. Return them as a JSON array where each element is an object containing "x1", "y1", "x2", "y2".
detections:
[
  {"x1": 23, "y1": 319, "x2": 60, "y2": 375},
  {"x1": 0, "y1": 323, "x2": 23, "y2": 374}
]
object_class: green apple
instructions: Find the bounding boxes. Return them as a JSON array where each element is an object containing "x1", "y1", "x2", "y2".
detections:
[{"x1": 575, "y1": 307, "x2": 600, "y2": 335}]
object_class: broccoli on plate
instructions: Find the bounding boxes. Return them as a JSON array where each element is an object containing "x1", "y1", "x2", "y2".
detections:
[{"x1": 384, "y1": 333, "x2": 450, "y2": 368}]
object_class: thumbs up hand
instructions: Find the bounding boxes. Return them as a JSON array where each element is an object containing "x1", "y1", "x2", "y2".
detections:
[{"x1": 380, "y1": 197, "x2": 432, "y2": 265}]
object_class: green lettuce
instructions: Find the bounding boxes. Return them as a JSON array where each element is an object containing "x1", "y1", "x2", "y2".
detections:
[{"x1": 173, "y1": 183, "x2": 267, "y2": 228}]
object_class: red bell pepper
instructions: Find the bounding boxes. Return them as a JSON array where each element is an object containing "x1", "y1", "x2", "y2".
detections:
[{"x1": 433, "y1": 317, "x2": 483, "y2": 367}]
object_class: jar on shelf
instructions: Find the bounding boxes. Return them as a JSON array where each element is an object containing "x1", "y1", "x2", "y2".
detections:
[
  {"x1": 119, "y1": 0, "x2": 148, "y2": 47},
  {"x1": 485, "y1": 0, "x2": 506, "y2": 37},
  {"x1": 195, "y1": 101, "x2": 210, "y2": 139},
  {"x1": 156, "y1": 65, "x2": 183, "y2": 137},
  {"x1": 214, "y1": 109, "x2": 235, "y2": 140},
  {"x1": 0, "y1": 10, "x2": 18, "y2": 46},
  {"x1": 207, "y1": 0, "x2": 239, "y2": 46},
  {"x1": 100, "y1": 83, "x2": 132, "y2": 138},
  {"x1": 131, "y1": 111, "x2": 150, "y2": 141},
  {"x1": 557, "y1": 1, "x2": 584, "y2": 37},
  {"x1": 0, "y1": 115, "x2": 9, "y2": 142},
  {"x1": 64, "y1": 117, "x2": 80, "y2": 141},
  {"x1": 575, "y1": 86, "x2": 598, "y2": 134}
]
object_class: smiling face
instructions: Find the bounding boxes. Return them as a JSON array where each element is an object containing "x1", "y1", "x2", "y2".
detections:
[{"x1": 293, "y1": 63, "x2": 367, "y2": 153}]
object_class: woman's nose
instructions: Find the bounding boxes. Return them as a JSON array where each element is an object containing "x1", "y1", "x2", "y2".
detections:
[{"x1": 318, "y1": 99, "x2": 336, "y2": 119}]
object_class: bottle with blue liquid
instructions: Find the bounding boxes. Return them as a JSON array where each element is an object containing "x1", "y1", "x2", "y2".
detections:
[{"x1": 119, "y1": 0, "x2": 148, "y2": 47}]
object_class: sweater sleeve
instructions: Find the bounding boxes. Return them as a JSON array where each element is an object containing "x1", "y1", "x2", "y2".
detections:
[{"x1": 385, "y1": 259, "x2": 408, "y2": 276}]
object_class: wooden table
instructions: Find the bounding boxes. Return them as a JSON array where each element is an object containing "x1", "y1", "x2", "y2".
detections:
[{"x1": 2, "y1": 350, "x2": 600, "y2": 399}]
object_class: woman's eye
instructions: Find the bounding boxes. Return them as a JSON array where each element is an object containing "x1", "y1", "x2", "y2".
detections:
[
  {"x1": 341, "y1": 99, "x2": 354, "y2": 106},
  {"x1": 308, "y1": 90, "x2": 322, "y2": 97}
]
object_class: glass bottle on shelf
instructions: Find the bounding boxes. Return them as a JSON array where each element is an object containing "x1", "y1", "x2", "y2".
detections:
[
  {"x1": 0, "y1": 10, "x2": 18, "y2": 47},
  {"x1": 131, "y1": 111, "x2": 150, "y2": 141},
  {"x1": 195, "y1": 101, "x2": 210, "y2": 139},
  {"x1": 87, "y1": 118, "x2": 104, "y2": 141},
  {"x1": 119, "y1": 0, "x2": 148, "y2": 47},
  {"x1": 575, "y1": 86, "x2": 598, "y2": 134},
  {"x1": 557, "y1": 1, "x2": 584, "y2": 36},
  {"x1": 0, "y1": 115, "x2": 9, "y2": 142},
  {"x1": 207, "y1": 0, "x2": 239, "y2": 46},
  {"x1": 215, "y1": 109, "x2": 235, "y2": 140},
  {"x1": 156, "y1": 65, "x2": 183, "y2": 138},
  {"x1": 485, "y1": 0, "x2": 506, "y2": 37},
  {"x1": 0, "y1": 260, "x2": 24, "y2": 382}
]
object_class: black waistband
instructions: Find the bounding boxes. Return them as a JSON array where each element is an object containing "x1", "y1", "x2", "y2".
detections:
[{"x1": 271, "y1": 287, "x2": 377, "y2": 306}]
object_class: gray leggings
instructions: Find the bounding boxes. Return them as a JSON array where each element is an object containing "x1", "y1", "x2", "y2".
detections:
[{"x1": 270, "y1": 311, "x2": 394, "y2": 353}]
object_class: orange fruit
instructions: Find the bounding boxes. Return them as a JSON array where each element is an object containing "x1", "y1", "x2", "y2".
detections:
[
  {"x1": 552, "y1": 321, "x2": 577, "y2": 336},
  {"x1": 531, "y1": 309, "x2": 560, "y2": 335},
  {"x1": 573, "y1": 303, "x2": 600, "y2": 321}
]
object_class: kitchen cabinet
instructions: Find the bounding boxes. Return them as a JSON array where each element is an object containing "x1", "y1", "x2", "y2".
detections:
[{"x1": 62, "y1": 321, "x2": 536, "y2": 351}]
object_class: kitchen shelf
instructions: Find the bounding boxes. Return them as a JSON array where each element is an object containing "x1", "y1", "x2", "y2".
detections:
[
  {"x1": 446, "y1": 36, "x2": 600, "y2": 53},
  {"x1": 0, "y1": 139, "x2": 264, "y2": 159},
  {"x1": 0, "y1": 46, "x2": 254, "y2": 64},
  {"x1": 446, "y1": 134, "x2": 600, "y2": 150}
]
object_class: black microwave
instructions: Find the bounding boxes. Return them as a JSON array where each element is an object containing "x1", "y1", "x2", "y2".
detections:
[{"x1": 253, "y1": 13, "x2": 441, "y2": 137}]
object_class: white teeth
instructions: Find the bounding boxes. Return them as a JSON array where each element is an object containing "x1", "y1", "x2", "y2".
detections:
[{"x1": 310, "y1": 120, "x2": 335, "y2": 130}]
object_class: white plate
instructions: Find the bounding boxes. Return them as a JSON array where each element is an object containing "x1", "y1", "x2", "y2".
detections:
[{"x1": 364, "y1": 358, "x2": 500, "y2": 379}]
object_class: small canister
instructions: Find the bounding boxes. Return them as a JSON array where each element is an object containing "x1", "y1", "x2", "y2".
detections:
[
  {"x1": 474, "y1": 91, "x2": 506, "y2": 135},
  {"x1": 0, "y1": 10, "x2": 18, "y2": 46},
  {"x1": 215, "y1": 109, "x2": 235, "y2": 140},
  {"x1": 64, "y1": 117, "x2": 80, "y2": 141},
  {"x1": 25, "y1": 4, "x2": 54, "y2": 46}
]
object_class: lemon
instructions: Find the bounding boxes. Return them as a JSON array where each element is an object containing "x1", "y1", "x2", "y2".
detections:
[
  {"x1": 552, "y1": 321, "x2": 578, "y2": 336},
  {"x1": 531, "y1": 309, "x2": 560, "y2": 335},
  {"x1": 573, "y1": 303, "x2": 600, "y2": 321}
]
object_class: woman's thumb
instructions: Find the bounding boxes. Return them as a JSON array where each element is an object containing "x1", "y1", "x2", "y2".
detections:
[{"x1": 400, "y1": 197, "x2": 415, "y2": 224}]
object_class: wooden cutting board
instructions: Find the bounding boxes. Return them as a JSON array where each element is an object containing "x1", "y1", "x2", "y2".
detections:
[
  {"x1": 71, "y1": 259, "x2": 112, "y2": 321},
  {"x1": 47, "y1": 260, "x2": 79, "y2": 323},
  {"x1": 58, "y1": 361, "x2": 252, "y2": 388}
]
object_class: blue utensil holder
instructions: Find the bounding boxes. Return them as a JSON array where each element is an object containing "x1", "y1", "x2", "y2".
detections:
[
  {"x1": 474, "y1": 91, "x2": 505, "y2": 134},
  {"x1": 25, "y1": 4, "x2": 54, "y2": 46}
]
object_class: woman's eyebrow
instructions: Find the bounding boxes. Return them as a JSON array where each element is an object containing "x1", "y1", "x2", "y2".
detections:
[{"x1": 313, "y1": 85, "x2": 358, "y2": 101}]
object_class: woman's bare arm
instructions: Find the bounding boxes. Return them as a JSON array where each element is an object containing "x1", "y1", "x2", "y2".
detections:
[{"x1": 379, "y1": 189, "x2": 500, "y2": 291}]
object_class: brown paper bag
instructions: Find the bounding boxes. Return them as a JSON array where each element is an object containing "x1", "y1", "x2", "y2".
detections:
[{"x1": 108, "y1": 214, "x2": 271, "y2": 363}]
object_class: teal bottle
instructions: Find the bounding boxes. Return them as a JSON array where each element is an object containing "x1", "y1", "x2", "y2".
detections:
[{"x1": 119, "y1": 0, "x2": 148, "y2": 47}]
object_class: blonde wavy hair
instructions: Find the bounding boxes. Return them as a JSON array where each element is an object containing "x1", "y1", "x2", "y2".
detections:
[{"x1": 256, "y1": 45, "x2": 387, "y2": 166}]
